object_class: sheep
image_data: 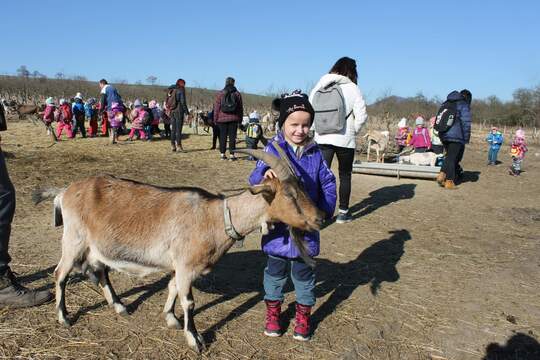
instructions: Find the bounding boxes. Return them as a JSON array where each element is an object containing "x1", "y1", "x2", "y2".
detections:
[
  {"x1": 33, "y1": 149, "x2": 324, "y2": 353},
  {"x1": 398, "y1": 151, "x2": 439, "y2": 166},
  {"x1": 364, "y1": 130, "x2": 390, "y2": 163}
]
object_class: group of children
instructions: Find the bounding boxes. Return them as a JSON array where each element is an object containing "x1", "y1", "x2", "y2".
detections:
[
  {"x1": 395, "y1": 116, "x2": 444, "y2": 165},
  {"x1": 395, "y1": 116, "x2": 440, "y2": 153},
  {"x1": 486, "y1": 127, "x2": 528, "y2": 176},
  {"x1": 42, "y1": 94, "x2": 170, "y2": 142},
  {"x1": 395, "y1": 115, "x2": 530, "y2": 176}
]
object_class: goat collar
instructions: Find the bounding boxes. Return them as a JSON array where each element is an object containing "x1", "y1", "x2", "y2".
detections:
[{"x1": 223, "y1": 198, "x2": 244, "y2": 241}]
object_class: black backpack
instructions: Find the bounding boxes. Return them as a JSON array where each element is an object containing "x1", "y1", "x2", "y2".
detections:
[
  {"x1": 434, "y1": 100, "x2": 458, "y2": 133},
  {"x1": 221, "y1": 89, "x2": 238, "y2": 113}
]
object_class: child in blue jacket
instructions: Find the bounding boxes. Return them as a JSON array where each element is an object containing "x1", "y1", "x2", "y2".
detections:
[
  {"x1": 249, "y1": 91, "x2": 336, "y2": 341},
  {"x1": 486, "y1": 127, "x2": 503, "y2": 165}
]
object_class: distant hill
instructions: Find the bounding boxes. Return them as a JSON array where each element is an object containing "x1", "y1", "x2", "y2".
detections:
[{"x1": 0, "y1": 75, "x2": 273, "y2": 112}]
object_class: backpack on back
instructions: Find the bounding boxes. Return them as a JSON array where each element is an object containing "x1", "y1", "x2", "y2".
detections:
[
  {"x1": 312, "y1": 82, "x2": 350, "y2": 135},
  {"x1": 434, "y1": 101, "x2": 458, "y2": 133},
  {"x1": 246, "y1": 123, "x2": 262, "y2": 138},
  {"x1": 165, "y1": 88, "x2": 178, "y2": 112},
  {"x1": 221, "y1": 89, "x2": 238, "y2": 113}
]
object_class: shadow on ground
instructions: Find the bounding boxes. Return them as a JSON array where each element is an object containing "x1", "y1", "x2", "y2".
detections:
[
  {"x1": 483, "y1": 333, "x2": 540, "y2": 360},
  {"x1": 324, "y1": 184, "x2": 416, "y2": 228}
]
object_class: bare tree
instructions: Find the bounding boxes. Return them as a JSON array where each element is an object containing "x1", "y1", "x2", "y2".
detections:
[
  {"x1": 55, "y1": 72, "x2": 65, "y2": 80},
  {"x1": 71, "y1": 75, "x2": 88, "y2": 81},
  {"x1": 16, "y1": 65, "x2": 30, "y2": 78},
  {"x1": 146, "y1": 75, "x2": 158, "y2": 85}
]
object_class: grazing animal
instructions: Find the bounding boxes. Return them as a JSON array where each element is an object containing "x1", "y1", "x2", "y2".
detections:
[
  {"x1": 364, "y1": 130, "x2": 390, "y2": 163},
  {"x1": 398, "y1": 151, "x2": 439, "y2": 166},
  {"x1": 262, "y1": 112, "x2": 276, "y2": 133},
  {"x1": 33, "y1": 149, "x2": 324, "y2": 353}
]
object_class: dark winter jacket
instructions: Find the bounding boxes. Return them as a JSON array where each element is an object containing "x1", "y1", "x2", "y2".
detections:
[
  {"x1": 440, "y1": 91, "x2": 472, "y2": 144},
  {"x1": 213, "y1": 85, "x2": 243, "y2": 123},
  {"x1": 171, "y1": 87, "x2": 189, "y2": 118},
  {"x1": 0, "y1": 102, "x2": 6, "y2": 132},
  {"x1": 248, "y1": 132, "x2": 337, "y2": 258}
]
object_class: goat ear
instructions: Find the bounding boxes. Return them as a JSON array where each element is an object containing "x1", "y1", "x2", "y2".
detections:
[{"x1": 249, "y1": 184, "x2": 273, "y2": 195}]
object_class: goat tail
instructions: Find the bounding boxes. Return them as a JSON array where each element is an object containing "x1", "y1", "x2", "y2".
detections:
[
  {"x1": 32, "y1": 187, "x2": 64, "y2": 205},
  {"x1": 290, "y1": 228, "x2": 316, "y2": 269},
  {"x1": 32, "y1": 187, "x2": 65, "y2": 227}
]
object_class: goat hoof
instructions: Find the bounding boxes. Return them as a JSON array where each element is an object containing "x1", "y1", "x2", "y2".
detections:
[
  {"x1": 114, "y1": 303, "x2": 128, "y2": 316},
  {"x1": 58, "y1": 314, "x2": 71, "y2": 327},
  {"x1": 187, "y1": 333, "x2": 206, "y2": 353},
  {"x1": 165, "y1": 314, "x2": 181, "y2": 329}
]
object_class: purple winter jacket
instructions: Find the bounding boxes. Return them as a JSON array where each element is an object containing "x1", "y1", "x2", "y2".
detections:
[{"x1": 248, "y1": 133, "x2": 337, "y2": 258}]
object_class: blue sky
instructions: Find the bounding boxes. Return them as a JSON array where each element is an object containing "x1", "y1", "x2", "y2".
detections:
[{"x1": 1, "y1": 0, "x2": 538, "y2": 103}]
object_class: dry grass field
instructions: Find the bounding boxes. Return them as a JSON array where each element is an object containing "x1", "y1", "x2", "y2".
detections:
[{"x1": 0, "y1": 119, "x2": 539, "y2": 359}]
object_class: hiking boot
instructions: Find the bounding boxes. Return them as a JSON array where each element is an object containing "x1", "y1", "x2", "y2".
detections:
[
  {"x1": 436, "y1": 171, "x2": 446, "y2": 186},
  {"x1": 0, "y1": 269, "x2": 53, "y2": 308},
  {"x1": 177, "y1": 143, "x2": 184, "y2": 152},
  {"x1": 228, "y1": 155, "x2": 237, "y2": 161},
  {"x1": 264, "y1": 300, "x2": 282, "y2": 337},
  {"x1": 293, "y1": 303, "x2": 312, "y2": 341},
  {"x1": 220, "y1": 154, "x2": 227, "y2": 160},
  {"x1": 444, "y1": 180, "x2": 458, "y2": 190},
  {"x1": 336, "y1": 210, "x2": 352, "y2": 224}
]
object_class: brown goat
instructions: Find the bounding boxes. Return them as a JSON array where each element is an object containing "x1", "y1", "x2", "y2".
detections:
[{"x1": 33, "y1": 149, "x2": 324, "y2": 353}]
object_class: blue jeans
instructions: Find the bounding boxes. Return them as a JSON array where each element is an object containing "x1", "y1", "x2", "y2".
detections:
[
  {"x1": 144, "y1": 125, "x2": 153, "y2": 140},
  {"x1": 488, "y1": 148, "x2": 499, "y2": 163},
  {"x1": 263, "y1": 255, "x2": 315, "y2": 306}
]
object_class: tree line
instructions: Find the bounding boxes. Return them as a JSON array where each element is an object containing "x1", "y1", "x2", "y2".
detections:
[
  {"x1": 368, "y1": 87, "x2": 540, "y2": 128},
  {"x1": 3, "y1": 66, "x2": 540, "y2": 127}
]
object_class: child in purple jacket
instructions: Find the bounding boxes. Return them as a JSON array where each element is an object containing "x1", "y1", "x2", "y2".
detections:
[
  {"x1": 249, "y1": 91, "x2": 336, "y2": 341},
  {"x1": 409, "y1": 116, "x2": 431, "y2": 152}
]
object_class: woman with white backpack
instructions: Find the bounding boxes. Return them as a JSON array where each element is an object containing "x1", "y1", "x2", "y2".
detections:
[{"x1": 309, "y1": 57, "x2": 368, "y2": 223}]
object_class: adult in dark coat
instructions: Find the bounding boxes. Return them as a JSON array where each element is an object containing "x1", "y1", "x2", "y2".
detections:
[
  {"x1": 213, "y1": 77, "x2": 243, "y2": 160},
  {"x1": 169, "y1": 79, "x2": 189, "y2": 152},
  {"x1": 0, "y1": 104, "x2": 52, "y2": 307},
  {"x1": 438, "y1": 89, "x2": 472, "y2": 189}
]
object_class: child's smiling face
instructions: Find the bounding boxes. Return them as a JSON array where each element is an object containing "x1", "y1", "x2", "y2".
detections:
[{"x1": 282, "y1": 111, "x2": 312, "y2": 145}]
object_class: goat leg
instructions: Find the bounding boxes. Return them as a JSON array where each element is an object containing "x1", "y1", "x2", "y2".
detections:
[
  {"x1": 54, "y1": 258, "x2": 74, "y2": 326},
  {"x1": 97, "y1": 267, "x2": 127, "y2": 316},
  {"x1": 163, "y1": 275, "x2": 181, "y2": 328},
  {"x1": 176, "y1": 274, "x2": 205, "y2": 353}
]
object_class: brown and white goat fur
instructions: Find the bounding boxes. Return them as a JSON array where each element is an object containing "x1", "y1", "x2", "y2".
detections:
[{"x1": 34, "y1": 149, "x2": 323, "y2": 353}]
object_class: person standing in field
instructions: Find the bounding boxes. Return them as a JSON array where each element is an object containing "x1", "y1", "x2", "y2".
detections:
[
  {"x1": 0, "y1": 104, "x2": 53, "y2": 307},
  {"x1": 213, "y1": 77, "x2": 244, "y2": 160},
  {"x1": 485, "y1": 126, "x2": 503, "y2": 165},
  {"x1": 309, "y1": 57, "x2": 368, "y2": 223},
  {"x1": 98, "y1": 79, "x2": 125, "y2": 144},
  {"x1": 437, "y1": 89, "x2": 472, "y2": 189},
  {"x1": 165, "y1": 79, "x2": 189, "y2": 152}
]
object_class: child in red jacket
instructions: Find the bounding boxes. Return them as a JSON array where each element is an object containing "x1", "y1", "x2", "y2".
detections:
[{"x1": 55, "y1": 99, "x2": 73, "y2": 139}]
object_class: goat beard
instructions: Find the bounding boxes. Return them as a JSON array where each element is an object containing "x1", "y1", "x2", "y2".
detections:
[{"x1": 290, "y1": 228, "x2": 316, "y2": 269}]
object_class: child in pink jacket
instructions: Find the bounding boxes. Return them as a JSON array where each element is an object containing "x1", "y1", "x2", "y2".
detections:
[
  {"x1": 42, "y1": 97, "x2": 57, "y2": 141},
  {"x1": 409, "y1": 116, "x2": 431, "y2": 153},
  {"x1": 128, "y1": 99, "x2": 147, "y2": 140}
]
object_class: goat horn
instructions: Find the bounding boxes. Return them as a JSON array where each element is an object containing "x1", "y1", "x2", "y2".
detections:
[{"x1": 234, "y1": 149, "x2": 292, "y2": 181}]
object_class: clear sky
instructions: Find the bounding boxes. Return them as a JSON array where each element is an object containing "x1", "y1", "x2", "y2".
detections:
[{"x1": 1, "y1": 0, "x2": 538, "y2": 103}]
